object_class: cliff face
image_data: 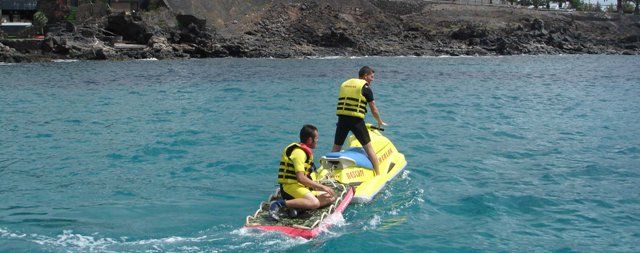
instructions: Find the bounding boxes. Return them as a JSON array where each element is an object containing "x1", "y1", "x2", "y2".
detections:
[
  {"x1": 164, "y1": 0, "x2": 267, "y2": 28},
  {"x1": 1, "y1": 0, "x2": 639, "y2": 62},
  {"x1": 184, "y1": 1, "x2": 640, "y2": 57},
  {"x1": 163, "y1": 0, "x2": 390, "y2": 29},
  {"x1": 164, "y1": 0, "x2": 639, "y2": 49}
]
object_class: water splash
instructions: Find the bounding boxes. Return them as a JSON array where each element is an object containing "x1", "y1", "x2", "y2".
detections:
[
  {"x1": 0, "y1": 227, "x2": 27, "y2": 239},
  {"x1": 365, "y1": 215, "x2": 382, "y2": 230},
  {"x1": 0, "y1": 227, "x2": 229, "y2": 253},
  {"x1": 231, "y1": 227, "x2": 309, "y2": 252},
  {"x1": 400, "y1": 170, "x2": 411, "y2": 180},
  {"x1": 323, "y1": 212, "x2": 347, "y2": 228},
  {"x1": 52, "y1": 59, "x2": 79, "y2": 63}
]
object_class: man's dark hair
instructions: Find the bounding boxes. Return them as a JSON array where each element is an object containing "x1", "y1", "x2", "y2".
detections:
[
  {"x1": 300, "y1": 124, "x2": 318, "y2": 143},
  {"x1": 359, "y1": 66, "x2": 375, "y2": 78}
]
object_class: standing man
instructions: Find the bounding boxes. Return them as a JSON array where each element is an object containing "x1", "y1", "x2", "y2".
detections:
[
  {"x1": 333, "y1": 66, "x2": 387, "y2": 176},
  {"x1": 269, "y1": 125, "x2": 335, "y2": 219}
]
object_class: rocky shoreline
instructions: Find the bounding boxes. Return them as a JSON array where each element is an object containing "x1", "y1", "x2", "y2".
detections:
[{"x1": 1, "y1": 2, "x2": 639, "y2": 63}]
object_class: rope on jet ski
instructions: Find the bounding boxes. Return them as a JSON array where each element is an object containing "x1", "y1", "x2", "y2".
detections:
[
  {"x1": 309, "y1": 181, "x2": 348, "y2": 228},
  {"x1": 292, "y1": 224, "x2": 312, "y2": 229},
  {"x1": 245, "y1": 202, "x2": 264, "y2": 226},
  {"x1": 245, "y1": 188, "x2": 283, "y2": 225}
]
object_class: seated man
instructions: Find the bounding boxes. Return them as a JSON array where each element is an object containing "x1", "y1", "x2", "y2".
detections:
[{"x1": 270, "y1": 124, "x2": 335, "y2": 219}]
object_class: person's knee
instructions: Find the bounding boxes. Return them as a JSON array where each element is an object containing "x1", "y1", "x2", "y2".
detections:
[
  {"x1": 310, "y1": 198, "x2": 321, "y2": 209},
  {"x1": 303, "y1": 193, "x2": 321, "y2": 209},
  {"x1": 319, "y1": 195, "x2": 335, "y2": 206}
]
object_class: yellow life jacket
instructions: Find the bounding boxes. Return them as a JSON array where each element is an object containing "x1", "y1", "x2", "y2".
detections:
[
  {"x1": 336, "y1": 78, "x2": 368, "y2": 119},
  {"x1": 277, "y1": 143, "x2": 314, "y2": 184}
]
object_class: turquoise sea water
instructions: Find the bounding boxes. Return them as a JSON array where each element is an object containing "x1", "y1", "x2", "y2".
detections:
[{"x1": 1, "y1": 55, "x2": 639, "y2": 252}]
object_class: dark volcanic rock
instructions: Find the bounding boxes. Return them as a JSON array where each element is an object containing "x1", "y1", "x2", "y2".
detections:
[
  {"x1": 451, "y1": 25, "x2": 489, "y2": 40},
  {"x1": 546, "y1": 33, "x2": 565, "y2": 49},
  {"x1": 495, "y1": 37, "x2": 522, "y2": 55},
  {"x1": 147, "y1": 35, "x2": 173, "y2": 55},
  {"x1": 176, "y1": 15, "x2": 207, "y2": 30},
  {"x1": 300, "y1": 27, "x2": 356, "y2": 48},
  {"x1": 622, "y1": 34, "x2": 640, "y2": 43},
  {"x1": 0, "y1": 42, "x2": 27, "y2": 62},
  {"x1": 531, "y1": 18, "x2": 546, "y2": 32},
  {"x1": 7, "y1": 1, "x2": 640, "y2": 61},
  {"x1": 106, "y1": 12, "x2": 155, "y2": 44},
  {"x1": 170, "y1": 23, "x2": 214, "y2": 44},
  {"x1": 320, "y1": 30, "x2": 356, "y2": 47},
  {"x1": 371, "y1": 0, "x2": 425, "y2": 15},
  {"x1": 42, "y1": 33, "x2": 73, "y2": 54}
]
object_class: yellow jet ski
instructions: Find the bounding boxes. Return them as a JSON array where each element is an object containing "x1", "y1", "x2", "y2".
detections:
[{"x1": 312, "y1": 124, "x2": 407, "y2": 203}]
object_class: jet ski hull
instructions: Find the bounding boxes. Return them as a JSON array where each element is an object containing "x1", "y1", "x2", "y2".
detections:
[{"x1": 313, "y1": 125, "x2": 407, "y2": 203}]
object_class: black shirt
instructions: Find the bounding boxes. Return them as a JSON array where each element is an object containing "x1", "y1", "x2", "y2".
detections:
[{"x1": 362, "y1": 84, "x2": 374, "y2": 102}]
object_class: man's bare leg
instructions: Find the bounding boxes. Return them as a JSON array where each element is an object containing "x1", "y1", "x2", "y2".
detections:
[{"x1": 363, "y1": 142, "x2": 381, "y2": 176}]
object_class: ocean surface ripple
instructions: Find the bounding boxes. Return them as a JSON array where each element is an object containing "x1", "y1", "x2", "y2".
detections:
[{"x1": 1, "y1": 55, "x2": 639, "y2": 252}]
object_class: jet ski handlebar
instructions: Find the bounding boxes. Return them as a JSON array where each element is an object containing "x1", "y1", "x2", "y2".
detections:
[{"x1": 368, "y1": 124, "x2": 385, "y2": 132}]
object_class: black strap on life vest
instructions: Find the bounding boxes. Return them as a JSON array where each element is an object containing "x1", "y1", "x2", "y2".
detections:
[
  {"x1": 337, "y1": 97, "x2": 367, "y2": 114},
  {"x1": 283, "y1": 145, "x2": 314, "y2": 178}
]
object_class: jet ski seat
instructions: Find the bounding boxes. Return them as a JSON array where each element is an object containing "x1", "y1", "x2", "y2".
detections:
[{"x1": 321, "y1": 147, "x2": 373, "y2": 170}]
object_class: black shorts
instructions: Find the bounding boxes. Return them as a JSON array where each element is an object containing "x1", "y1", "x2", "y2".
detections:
[{"x1": 334, "y1": 115, "x2": 371, "y2": 146}]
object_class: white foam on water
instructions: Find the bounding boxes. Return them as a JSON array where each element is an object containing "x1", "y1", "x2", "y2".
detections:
[
  {"x1": 316, "y1": 213, "x2": 345, "y2": 233},
  {"x1": 227, "y1": 241, "x2": 254, "y2": 249},
  {"x1": 177, "y1": 245, "x2": 205, "y2": 252},
  {"x1": 434, "y1": 54, "x2": 486, "y2": 58},
  {"x1": 416, "y1": 188, "x2": 425, "y2": 202},
  {"x1": 0, "y1": 62, "x2": 15, "y2": 65},
  {"x1": 398, "y1": 181, "x2": 425, "y2": 209},
  {"x1": 364, "y1": 215, "x2": 382, "y2": 230},
  {"x1": 251, "y1": 235, "x2": 307, "y2": 252},
  {"x1": 0, "y1": 227, "x2": 27, "y2": 239},
  {"x1": 380, "y1": 188, "x2": 393, "y2": 200},
  {"x1": 304, "y1": 54, "x2": 505, "y2": 60},
  {"x1": 0, "y1": 227, "x2": 227, "y2": 252},
  {"x1": 271, "y1": 236, "x2": 308, "y2": 248},
  {"x1": 231, "y1": 226, "x2": 309, "y2": 252},
  {"x1": 138, "y1": 58, "x2": 158, "y2": 61},
  {"x1": 230, "y1": 227, "x2": 260, "y2": 237},
  {"x1": 323, "y1": 212, "x2": 347, "y2": 228},
  {"x1": 52, "y1": 59, "x2": 79, "y2": 63},
  {"x1": 132, "y1": 235, "x2": 209, "y2": 245},
  {"x1": 305, "y1": 55, "x2": 344, "y2": 60},
  {"x1": 317, "y1": 212, "x2": 351, "y2": 240},
  {"x1": 30, "y1": 230, "x2": 119, "y2": 252},
  {"x1": 401, "y1": 170, "x2": 411, "y2": 180},
  {"x1": 232, "y1": 213, "x2": 348, "y2": 249}
]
